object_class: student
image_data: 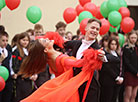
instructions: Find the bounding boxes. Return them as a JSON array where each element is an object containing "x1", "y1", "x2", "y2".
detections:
[
  {"x1": 17, "y1": 32, "x2": 104, "y2": 102},
  {"x1": 12, "y1": 32, "x2": 33, "y2": 102},
  {"x1": 65, "y1": 31, "x2": 73, "y2": 41},
  {"x1": 55, "y1": 21, "x2": 66, "y2": 38},
  {"x1": 34, "y1": 24, "x2": 44, "y2": 37},
  {"x1": 26, "y1": 29, "x2": 35, "y2": 41},
  {"x1": 123, "y1": 30, "x2": 138, "y2": 102},
  {"x1": 64, "y1": 18, "x2": 105, "y2": 102},
  {"x1": 0, "y1": 31, "x2": 13, "y2": 102},
  {"x1": 99, "y1": 37, "x2": 124, "y2": 102}
]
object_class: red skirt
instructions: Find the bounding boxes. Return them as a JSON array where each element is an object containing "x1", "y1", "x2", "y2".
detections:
[{"x1": 124, "y1": 72, "x2": 138, "y2": 87}]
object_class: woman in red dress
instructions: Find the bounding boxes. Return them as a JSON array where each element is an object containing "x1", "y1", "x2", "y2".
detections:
[{"x1": 18, "y1": 32, "x2": 104, "y2": 102}]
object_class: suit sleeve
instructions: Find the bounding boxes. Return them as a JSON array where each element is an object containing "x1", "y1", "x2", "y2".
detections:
[
  {"x1": 64, "y1": 40, "x2": 78, "y2": 50},
  {"x1": 104, "y1": 53, "x2": 120, "y2": 79}
]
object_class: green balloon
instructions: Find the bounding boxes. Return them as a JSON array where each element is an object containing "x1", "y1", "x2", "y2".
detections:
[
  {"x1": 118, "y1": 33, "x2": 125, "y2": 47},
  {"x1": 100, "y1": 1, "x2": 109, "y2": 18},
  {"x1": 0, "y1": 66, "x2": 9, "y2": 81},
  {"x1": 0, "y1": 0, "x2": 4, "y2": 11},
  {"x1": 107, "y1": 0, "x2": 120, "y2": 12},
  {"x1": 78, "y1": 11, "x2": 93, "y2": 24},
  {"x1": 109, "y1": 25, "x2": 120, "y2": 32},
  {"x1": 2, "y1": 0, "x2": 5, "y2": 8},
  {"x1": 26, "y1": 6, "x2": 42, "y2": 24},
  {"x1": 118, "y1": 0, "x2": 127, "y2": 8},
  {"x1": 108, "y1": 11, "x2": 122, "y2": 27}
]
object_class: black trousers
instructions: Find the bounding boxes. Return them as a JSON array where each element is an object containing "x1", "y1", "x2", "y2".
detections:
[
  {"x1": 100, "y1": 84, "x2": 121, "y2": 102},
  {"x1": 74, "y1": 68, "x2": 100, "y2": 102}
]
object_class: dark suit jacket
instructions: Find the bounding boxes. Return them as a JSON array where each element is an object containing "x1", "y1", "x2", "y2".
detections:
[
  {"x1": 65, "y1": 40, "x2": 101, "y2": 102},
  {"x1": 99, "y1": 52, "x2": 122, "y2": 86}
]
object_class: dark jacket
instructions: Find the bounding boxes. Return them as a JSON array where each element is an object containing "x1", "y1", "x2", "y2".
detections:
[
  {"x1": 99, "y1": 52, "x2": 122, "y2": 86},
  {"x1": 122, "y1": 44, "x2": 138, "y2": 76},
  {"x1": 65, "y1": 40, "x2": 100, "y2": 102}
]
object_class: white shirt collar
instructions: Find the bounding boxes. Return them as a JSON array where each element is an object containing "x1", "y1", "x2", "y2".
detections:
[
  {"x1": 82, "y1": 39, "x2": 96, "y2": 45},
  {"x1": 76, "y1": 39, "x2": 95, "y2": 59},
  {"x1": 110, "y1": 50, "x2": 118, "y2": 57},
  {"x1": 23, "y1": 48, "x2": 28, "y2": 56}
]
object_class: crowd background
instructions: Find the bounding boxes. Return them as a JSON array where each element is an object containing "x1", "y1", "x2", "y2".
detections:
[{"x1": 0, "y1": 0, "x2": 138, "y2": 102}]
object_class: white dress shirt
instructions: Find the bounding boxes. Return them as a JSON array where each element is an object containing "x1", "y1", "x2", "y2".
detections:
[
  {"x1": 23, "y1": 48, "x2": 28, "y2": 56},
  {"x1": 76, "y1": 39, "x2": 96, "y2": 59}
]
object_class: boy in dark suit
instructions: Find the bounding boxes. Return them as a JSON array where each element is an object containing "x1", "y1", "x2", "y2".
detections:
[
  {"x1": 65, "y1": 18, "x2": 105, "y2": 102},
  {"x1": 0, "y1": 31, "x2": 13, "y2": 102}
]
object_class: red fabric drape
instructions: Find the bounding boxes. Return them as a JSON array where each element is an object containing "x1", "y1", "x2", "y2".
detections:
[{"x1": 21, "y1": 48, "x2": 102, "y2": 102}]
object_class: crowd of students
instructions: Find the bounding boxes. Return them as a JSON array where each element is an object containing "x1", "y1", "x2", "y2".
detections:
[{"x1": 0, "y1": 18, "x2": 137, "y2": 102}]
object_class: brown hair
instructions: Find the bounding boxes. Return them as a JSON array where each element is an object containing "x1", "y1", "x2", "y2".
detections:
[
  {"x1": 34, "y1": 24, "x2": 44, "y2": 31},
  {"x1": 107, "y1": 37, "x2": 119, "y2": 53},
  {"x1": 87, "y1": 18, "x2": 102, "y2": 27},
  {"x1": 16, "y1": 32, "x2": 30, "y2": 57},
  {"x1": 55, "y1": 21, "x2": 67, "y2": 30},
  {"x1": 76, "y1": 29, "x2": 80, "y2": 36},
  {"x1": 0, "y1": 31, "x2": 9, "y2": 38},
  {"x1": 18, "y1": 40, "x2": 47, "y2": 77},
  {"x1": 101, "y1": 34, "x2": 109, "y2": 47},
  {"x1": 26, "y1": 29, "x2": 34, "y2": 36},
  {"x1": 11, "y1": 34, "x2": 20, "y2": 47}
]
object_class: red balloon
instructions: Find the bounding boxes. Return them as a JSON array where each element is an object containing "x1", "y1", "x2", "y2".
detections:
[
  {"x1": 75, "y1": 4, "x2": 84, "y2": 16},
  {"x1": 99, "y1": 19, "x2": 110, "y2": 35},
  {"x1": 119, "y1": 7, "x2": 130, "y2": 19},
  {"x1": 0, "y1": 76, "x2": 5, "y2": 92},
  {"x1": 80, "y1": 18, "x2": 90, "y2": 35},
  {"x1": 95, "y1": 6, "x2": 104, "y2": 19},
  {"x1": 121, "y1": 17, "x2": 135, "y2": 33},
  {"x1": 84, "y1": 2, "x2": 97, "y2": 17},
  {"x1": 79, "y1": 0, "x2": 91, "y2": 6},
  {"x1": 5, "y1": 0, "x2": 21, "y2": 10},
  {"x1": 63, "y1": 7, "x2": 77, "y2": 24}
]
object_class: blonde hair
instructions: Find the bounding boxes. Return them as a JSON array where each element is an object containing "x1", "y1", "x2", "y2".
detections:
[{"x1": 126, "y1": 30, "x2": 138, "y2": 48}]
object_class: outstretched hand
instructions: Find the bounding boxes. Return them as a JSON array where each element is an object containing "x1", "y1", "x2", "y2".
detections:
[{"x1": 97, "y1": 48, "x2": 105, "y2": 61}]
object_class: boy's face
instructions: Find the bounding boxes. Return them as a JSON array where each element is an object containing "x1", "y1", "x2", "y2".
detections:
[
  {"x1": 0, "y1": 36, "x2": 8, "y2": 48},
  {"x1": 34, "y1": 29, "x2": 44, "y2": 37},
  {"x1": 85, "y1": 21, "x2": 100, "y2": 41},
  {"x1": 56, "y1": 27, "x2": 66, "y2": 37}
]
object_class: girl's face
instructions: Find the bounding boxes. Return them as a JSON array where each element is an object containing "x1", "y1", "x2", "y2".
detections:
[
  {"x1": 110, "y1": 40, "x2": 117, "y2": 51},
  {"x1": 103, "y1": 40, "x2": 108, "y2": 48},
  {"x1": 129, "y1": 33, "x2": 137, "y2": 45},
  {"x1": 20, "y1": 36, "x2": 29, "y2": 48},
  {"x1": 39, "y1": 38, "x2": 54, "y2": 50}
]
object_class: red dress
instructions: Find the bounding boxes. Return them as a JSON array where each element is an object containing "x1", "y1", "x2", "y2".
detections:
[{"x1": 21, "y1": 49, "x2": 102, "y2": 102}]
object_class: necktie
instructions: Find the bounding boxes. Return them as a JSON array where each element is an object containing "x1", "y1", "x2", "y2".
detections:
[{"x1": 2, "y1": 49, "x2": 4, "y2": 53}]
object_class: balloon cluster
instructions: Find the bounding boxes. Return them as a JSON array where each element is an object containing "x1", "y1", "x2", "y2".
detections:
[
  {"x1": 100, "y1": 0, "x2": 134, "y2": 34},
  {"x1": 0, "y1": 66, "x2": 9, "y2": 92},
  {"x1": 63, "y1": 0, "x2": 135, "y2": 36}
]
